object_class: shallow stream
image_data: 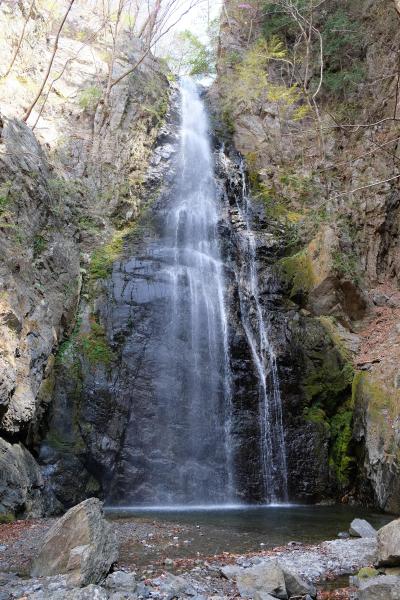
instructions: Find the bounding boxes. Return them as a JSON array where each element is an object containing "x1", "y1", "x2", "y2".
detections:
[{"x1": 107, "y1": 504, "x2": 393, "y2": 571}]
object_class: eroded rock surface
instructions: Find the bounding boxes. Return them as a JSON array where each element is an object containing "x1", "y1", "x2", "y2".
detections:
[{"x1": 31, "y1": 498, "x2": 118, "y2": 586}]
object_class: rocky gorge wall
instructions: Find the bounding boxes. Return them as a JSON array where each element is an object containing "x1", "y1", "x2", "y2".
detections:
[
  {"x1": 212, "y1": 0, "x2": 400, "y2": 511},
  {"x1": 2, "y1": 0, "x2": 400, "y2": 518},
  {"x1": 0, "y1": 0, "x2": 171, "y2": 517}
]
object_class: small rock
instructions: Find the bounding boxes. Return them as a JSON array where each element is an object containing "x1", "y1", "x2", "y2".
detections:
[
  {"x1": 349, "y1": 519, "x2": 377, "y2": 538},
  {"x1": 372, "y1": 292, "x2": 389, "y2": 307},
  {"x1": 338, "y1": 532, "x2": 350, "y2": 539},
  {"x1": 220, "y1": 565, "x2": 243, "y2": 579},
  {"x1": 104, "y1": 571, "x2": 136, "y2": 592},
  {"x1": 152, "y1": 573, "x2": 193, "y2": 600},
  {"x1": 163, "y1": 558, "x2": 175, "y2": 567}
]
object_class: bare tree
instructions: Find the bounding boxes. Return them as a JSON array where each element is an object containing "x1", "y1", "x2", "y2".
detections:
[
  {"x1": 107, "y1": 0, "x2": 205, "y2": 92},
  {"x1": 2, "y1": 0, "x2": 36, "y2": 78},
  {"x1": 104, "y1": 0, "x2": 126, "y2": 104},
  {"x1": 23, "y1": 0, "x2": 76, "y2": 122}
]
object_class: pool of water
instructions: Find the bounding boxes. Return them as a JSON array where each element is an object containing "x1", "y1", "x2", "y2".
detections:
[{"x1": 107, "y1": 504, "x2": 394, "y2": 562}]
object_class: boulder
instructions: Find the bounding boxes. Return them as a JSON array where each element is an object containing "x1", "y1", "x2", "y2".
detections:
[
  {"x1": 358, "y1": 575, "x2": 400, "y2": 599},
  {"x1": 349, "y1": 519, "x2": 377, "y2": 538},
  {"x1": 281, "y1": 567, "x2": 317, "y2": 598},
  {"x1": 254, "y1": 593, "x2": 277, "y2": 600},
  {"x1": 235, "y1": 561, "x2": 287, "y2": 599},
  {"x1": 0, "y1": 438, "x2": 58, "y2": 518},
  {"x1": 31, "y1": 498, "x2": 118, "y2": 586},
  {"x1": 377, "y1": 519, "x2": 400, "y2": 566}
]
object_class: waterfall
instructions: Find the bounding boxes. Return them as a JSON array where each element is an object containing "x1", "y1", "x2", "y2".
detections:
[
  {"x1": 109, "y1": 78, "x2": 234, "y2": 506},
  {"x1": 231, "y1": 158, "x2": 288, "y2": 502},
  {"x1": 106, "y1": 78, "x2": 288, "y2": 507},
  {"x1": 160, "y1": 77, "x2": 234, "y2": 503}
]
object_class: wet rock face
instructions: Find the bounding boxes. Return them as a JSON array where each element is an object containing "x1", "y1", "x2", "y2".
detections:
[{"x1": 41, "y1": 140, "x2": 353, "y2": 507}]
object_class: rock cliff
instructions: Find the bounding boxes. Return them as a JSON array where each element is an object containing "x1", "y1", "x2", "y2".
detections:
[
  {"x1": 0, "y1": 0, "x2": 171, "y2": 517},
  {"x1": 213, "y1": 0, "x2": 400, "y2": 509}
]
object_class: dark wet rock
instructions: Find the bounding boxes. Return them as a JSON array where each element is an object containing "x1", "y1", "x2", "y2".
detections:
[
  {"x1": 31, "y1": 498, "x2": 118, "y2": 585},
  {"x1": 349, "y1": 519, "x2": 377, "y2": 539}
]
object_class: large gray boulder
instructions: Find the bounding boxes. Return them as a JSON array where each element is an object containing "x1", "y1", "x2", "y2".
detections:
[
  {"x1": 31, "y1": 498, "x2": 118, "y2": 586},
  {"x1": 377, "y1": 519, "x2": 400, "y2": 566},
  {"x1": 349, "y1": 519, "x2": 377, "y2": 538},
  {"x1": 358, "y1": 575, "x2": 400, "y2": 599},
  {"x1": 235, "y1": 561, "x2": 287, "y2": 599}
]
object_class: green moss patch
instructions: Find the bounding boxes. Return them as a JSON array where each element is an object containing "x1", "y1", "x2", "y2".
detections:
[
  {"x1": 89, "y1": 232, "x2": 125, "y2": 281},
  {"x1": 77, "y1": 320, "x2": 115, "y2": 366},
  {"x1": 0, "y1": 513, "x2": 15, "y2": 524},
  {"x1": 279, "y1": 249, "x2": 315, "y2": 302}
]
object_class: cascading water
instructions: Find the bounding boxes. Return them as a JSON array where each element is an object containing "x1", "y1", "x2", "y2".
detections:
[
  {"x1": 229, "y1": 157, "x2": 288, "y2": 502},
  {"x1": 160, "y1": 78, "x2": 234, "y2": 503},
  {"x1": 105, "y1": 78, "x2": 288, "y2": 507},
  {"x1": 108, "y1": 78, "x2": 234, "y2": 506}
]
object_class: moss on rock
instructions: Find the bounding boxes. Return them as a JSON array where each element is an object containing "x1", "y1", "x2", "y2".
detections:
[{"x1": 279, "y1": 249, "x2": 315, "y2": 302}]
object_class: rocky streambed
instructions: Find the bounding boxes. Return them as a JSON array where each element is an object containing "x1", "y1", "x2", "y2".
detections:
[{"x1": 0, "y1": 499, "x2": 399, "y2": 599}]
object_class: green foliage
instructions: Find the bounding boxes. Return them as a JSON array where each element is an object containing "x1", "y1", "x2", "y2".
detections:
[
  {"x1": 279, "y1": 249, "x2": 315, "y2": 301},
  {"x1": 142, "y1": 78, "x2": 170, "y2": 124},
  {"x1": 329, "y1": 405, "x2": 355, "y2": 485},
  {"x1": 78, "y1": 86, "x2": 102, "y2": 111},
  {"x1": 321, "y1": 9, "x2": 365, "y2": 98},
  {"x1": 0, "y1": 513, "x2": 15, "y2": 524},
  {"x1": 323, "y1": 10, "x2": 363, "y2": 67},
  {"x1": 78, "y1": 319, "x2": 115, "y2": 366},
  {"x1": 324, "y1": 65, "x2": 365, "y2": 96},
  {"x1": 178, "y1": 30, "x2": 214, "y2": 76},
  {"x1": 303, "y1": 361, "x2": 354, "y2": 413},
  {"x1": 357, "y1": 568, "x2": 380, "y2": 579},
  {"x1": 222, "y1": 36, "x2": 288, "y2": 111},
  {"x1": 33, "y1": 234, "x2": 47, "y2": 257},
  {"x1": 304, "y1": 405, "x2": 329, "y2": 427},
  {"x1": 89, "y1": 231, "x2": 125, "y2": 281},
  {"x1": 262, "y1": 1, "x2": 308, "y2": 40},
  {"x1": 0, "y1": 181, "x2": 12, "y2": 227},
  {"x1": 331, "y1": 248, "x2": 360, "y2": 281}
]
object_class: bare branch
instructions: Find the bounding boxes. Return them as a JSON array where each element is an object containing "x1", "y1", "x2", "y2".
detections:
[
  {"x1": 2, "y1": 0, "x2": 36, "y2": 79},
  {"x1": 333, "y1": 173, "x2": 400, "y2": 198},
  {"x1": 23, "y1": 0, "x2": 76, "y2": 123}
]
